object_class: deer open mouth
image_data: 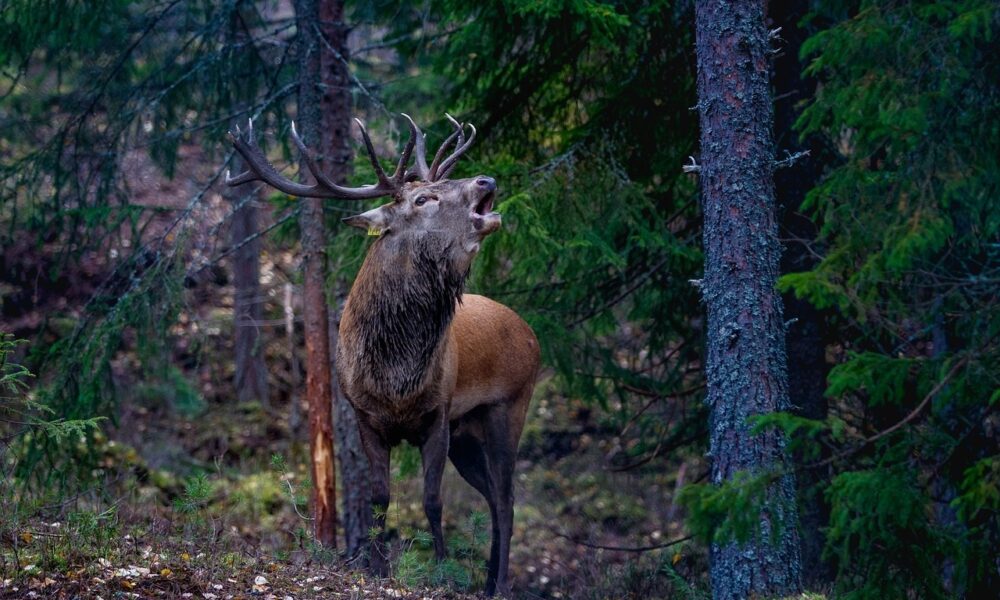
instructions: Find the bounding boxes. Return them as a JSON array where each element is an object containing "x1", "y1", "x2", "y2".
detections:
[{"x1": 474, "y1": 190, "x2": 495, "y2": 216}]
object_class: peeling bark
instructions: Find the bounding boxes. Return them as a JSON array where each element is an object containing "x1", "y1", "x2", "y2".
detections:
[{"x1": 694, "y1": 1, "x2": 803, "y2": 598}]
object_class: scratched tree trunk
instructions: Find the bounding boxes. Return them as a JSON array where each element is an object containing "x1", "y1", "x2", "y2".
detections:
[
  {"x1": 769, "y1": 0, "x2": 832, "y2": 587},
  {"x1": 694, "y1": 1, "x2": 802, "y2": 598},
  {"x1": 295, "y1": 0, "x2": 337, "y2": 549},
  {"x1": 317, "y1": 0, "x2": 372, "y2": 559}
]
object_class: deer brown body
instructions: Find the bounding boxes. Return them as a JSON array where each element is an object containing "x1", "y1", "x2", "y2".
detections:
[{"x1": 227, "y1": 115, "x2": 539, "y2": 596}]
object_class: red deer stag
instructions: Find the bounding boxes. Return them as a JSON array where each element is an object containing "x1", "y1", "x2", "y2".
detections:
[{"x1": 226, "y1": 115, "x2": 539, "y2": 596}]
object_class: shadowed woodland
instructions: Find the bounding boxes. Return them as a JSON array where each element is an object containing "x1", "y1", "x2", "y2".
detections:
[{"x1": 1, "y1": 1, "x2": 998, "y2": 599}]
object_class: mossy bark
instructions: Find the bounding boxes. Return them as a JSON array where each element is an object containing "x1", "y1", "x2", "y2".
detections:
[{"x1": 694, "y1": 1, "x2": 802, "y2": 598}]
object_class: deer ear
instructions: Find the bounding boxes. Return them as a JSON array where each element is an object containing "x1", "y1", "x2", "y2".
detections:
[{"x1": 343, "y1": 205, "x2": 392, "y2": 235}]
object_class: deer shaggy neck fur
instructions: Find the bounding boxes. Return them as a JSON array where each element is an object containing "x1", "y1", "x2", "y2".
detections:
[{"x1": 340, "y1": 231, "x2": 468, "y2": 414}]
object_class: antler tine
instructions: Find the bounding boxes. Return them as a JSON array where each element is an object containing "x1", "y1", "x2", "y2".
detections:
[
  {"x1": 428, "y1": 116, "x2": 464, "y2": 181},
  {"x1": 226, "y1": 120, "x2": 325, "y2": 197},
  {"x1": 354, "y1": 118, "x2": 393, "y2": 189},
  {"x1": 391, "y1": 116, "x2": 417, "y2": 185},
  {"x1": 226, "y1": 118, "x2": 402, "y2": 200},
  {"x1": 290, "y1": 121, "x2": 343, "y2": 191},
  {"x1": 436, "y1": 121, "x2": 477, "y2": 181},
  {"x1": 400, "y1": 113, "x2": 430, "y2": 181}
]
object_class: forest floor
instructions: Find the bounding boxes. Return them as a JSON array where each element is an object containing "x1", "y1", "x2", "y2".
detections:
[{"x1": 1, "y1": 378, "x2": 708, "y2": 599}]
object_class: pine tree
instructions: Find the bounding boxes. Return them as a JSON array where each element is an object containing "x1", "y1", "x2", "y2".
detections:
[{"x1": 693, "y1": 0, "x2": 802, "y2": 597}]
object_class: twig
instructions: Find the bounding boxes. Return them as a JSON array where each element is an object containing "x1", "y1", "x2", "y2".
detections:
[
  {"x1": 187, "y1": 207, "x2": 301, "y2": 276},
  {"x1": 545, "y1": 526, "x2": 693, "y2": 553},
  {"x1": 804, "y1": 355, "x2": 970, "y2": 471},
  {"x1": 774, "y1": 149, "x2": 810, "y2": 170},
  {"x1": 682, "y1": 156, "x2": 701, "y2": 173},
  {"x1": 313, "y1": 23, "x2": 391, "y2": 119},
  {"x1": 283, "y1": 479, "x2": 314, "y2": 521}
]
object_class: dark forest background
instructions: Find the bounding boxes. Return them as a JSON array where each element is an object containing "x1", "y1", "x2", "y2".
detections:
[{"x1": 1, "y1": 1, "x2": 997, "y2": 598}]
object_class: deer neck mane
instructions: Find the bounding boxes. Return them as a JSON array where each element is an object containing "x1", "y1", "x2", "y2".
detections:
[{"x1": 345, "y1": 233, "x2": 468, "y2": 400}]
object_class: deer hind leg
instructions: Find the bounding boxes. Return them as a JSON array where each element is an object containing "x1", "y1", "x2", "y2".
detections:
[
  {"x1": 483, "y1": 401, "x2": 518, "y2": 598},
  {"x1": 448, "y1": 415, "x2": 501, "y2": 591},
  {"x1": 419, "y1": 408, "x2": 449, "y2": 561},
  {"x1": 356, "y1": 416, "x2": 391, "y2": 577}
]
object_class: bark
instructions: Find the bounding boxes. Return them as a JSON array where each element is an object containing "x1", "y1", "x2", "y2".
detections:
[
  {"x1": 769, "y1": 0, "x2": 832, "y2": 587},
  {"x1": 226, "y1": 2, "x2": 269, "y2": 408},
  {"x1": 694, "y1": 1, "x2": 802, "y2": 598},
  {"x1": 227, "y1": 159, "x2": 269, "y2": 406},
  {"x1": 316, "y1": 0, "x2": 371, "y2": 557},
  {"x1": 295, "y1": 0, "x2": 337, "y2": 549},
  {"x1": 330, "y1": 312, "x2": 371, "y2": 558}
]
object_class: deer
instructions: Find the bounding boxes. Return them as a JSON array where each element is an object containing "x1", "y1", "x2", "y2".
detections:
[{"x1": 226, "y1": 114, "x2": 539, "y2": 597}]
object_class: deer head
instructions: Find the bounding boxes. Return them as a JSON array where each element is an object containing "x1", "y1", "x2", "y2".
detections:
[{"x1": 226, "y1": 114, "x2": 500, "y2": 273}]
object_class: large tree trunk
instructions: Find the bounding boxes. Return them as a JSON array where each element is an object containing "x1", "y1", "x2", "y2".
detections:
[
  {"x1": 694, "y1": 1, "x2": 802, "y2": 598},
  {"x1": 295, "y1": 0, "x2": 337, "y2": 549},
  {"x1": 316, "y1": 0, "x2": 372, "y2": 558},
  {"x1": 769, "y1": 0, "x2": 832, "y2": 587}
]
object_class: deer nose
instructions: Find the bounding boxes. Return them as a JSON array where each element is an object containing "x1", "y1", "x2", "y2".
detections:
[{"x1": 475, "y1": 177, "x2": 496, "y2": 191}]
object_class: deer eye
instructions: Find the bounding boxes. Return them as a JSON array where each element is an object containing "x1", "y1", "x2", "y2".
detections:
[{"x1": 414, "y1": 195, "x2": 436, "y2": 206}]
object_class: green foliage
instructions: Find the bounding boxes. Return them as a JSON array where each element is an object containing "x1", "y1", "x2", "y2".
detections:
[
  {"x1": 678, "y1": 471, "x2": 785, "y2": 547},
  {"x1": 825, "y1": 468, "x2": 951, "y2": 600},
  {"x1": 825, "y1": 352, "x2": 916, "y2": 407},
  {"x1": 953, "y1": 456, "x2": 1000, "y2": 523},
  {"x1": 395, "y1": 511, "x2": 489, "y2": 592},
  {"x1": 173, "y1": 473, "x2": 213, "y2": 515},
  {"x1": 750, "y1": 412, "x2": 847, "y2": 463},
  {"x1": 782, "y1": 1, "x2": 1000, "y2": 595},
  {"x1": 393, "y1": 441, "x2": 422, "y2": 481},
  {"x1": 15, "y1": 251, "x2": 188, "y2": 491}
]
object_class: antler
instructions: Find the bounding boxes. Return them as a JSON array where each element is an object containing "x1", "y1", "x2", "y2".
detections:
[
  {"x1": 225, "y1": 118, "x2": 414, "y2": 200},
  {"x1": 400, "y1": 113, "x2": 477, "y2": 182}
]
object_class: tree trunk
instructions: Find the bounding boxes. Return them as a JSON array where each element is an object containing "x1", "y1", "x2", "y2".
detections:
[
  {"x1": 316, "y1": 0, "x2": 372, "y2": 558},
  {"x1": 694, "y1": 1, "x2": 802, "y2": 598},
  {"x1": 329, "y1": 311, "x2": 372, "y2": 558},
  {"x1": 227, "y1": 155, "x2": 269, "y2": 407},
  {"x1": 295, "y1": 0, "x2": 337, "y2": 549},
  {"x1": 225, "y1": 2, "x2": 269, "y2": 408},
  {"x1": 769, "y1": 0, "x2": 832, "y2": 587}
]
